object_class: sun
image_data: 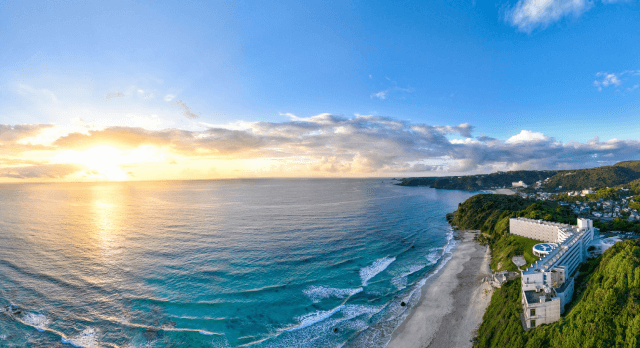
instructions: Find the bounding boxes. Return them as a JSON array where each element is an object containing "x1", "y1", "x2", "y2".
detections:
[
  {"x1": 78, "y1": 146, "x2": 128, "y2": 180},
  {"x1": 51, "y1": 144, "x2": 166, "y2": 181},
  {"x1": 54, "y1": 146, "x2": 128, "y2": 181}
]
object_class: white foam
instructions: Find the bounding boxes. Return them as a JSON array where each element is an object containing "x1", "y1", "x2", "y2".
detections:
[
  {"x1": 427, "y1": 251, "x2": 441, "y2": 264},
  {"x1": 391, "y1": 276, "x2": 408, "y2": 290},
  {"x1": 302, "y1": 286, "x2": 363, "y2": 303},
  {"x1": 362, "y1": 230, "x2": 460, "y2": 348},
  {"x1": 22, "y1": 313, "x2": 50, "y2": 332},
  {"x1": 289, "y1": 305, "x2": 345, "y2": 331},
  {"x1": 61, "y1": 327, "x2": 100, "y2": 348},
  {"x1": 360, "y1": 257, "x2": 396, "y2": 286},
  {"x1": 340, "y1": 304, "x2": 383, "y2": 321}
]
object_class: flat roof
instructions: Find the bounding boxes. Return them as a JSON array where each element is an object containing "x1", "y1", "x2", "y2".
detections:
[{"x1": 511, "y1": 217, "x2": 572, "y2": 229}]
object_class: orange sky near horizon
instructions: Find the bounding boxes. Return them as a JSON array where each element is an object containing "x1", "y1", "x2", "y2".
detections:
[
  {"x1": 0, "y1": 117, "x2": 435, "y2": 183},
  {"x1": 2, "y1": 114, "x2": 639, "y2": 183}
]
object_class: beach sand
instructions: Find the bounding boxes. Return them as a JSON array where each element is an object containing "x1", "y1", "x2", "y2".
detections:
[
  {"x1": 493, "y1": 188, "x2": 517, "y2": 195},
  {"x1": 386, "y1": 231, "x2": 493, "y2": 348}
]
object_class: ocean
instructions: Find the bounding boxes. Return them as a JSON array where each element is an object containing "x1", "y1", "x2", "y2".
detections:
[{"x1": 0, "y1": 179, "x2": 475, "y2": 347}]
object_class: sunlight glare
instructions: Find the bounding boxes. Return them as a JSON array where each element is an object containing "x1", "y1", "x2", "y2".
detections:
[{"x1": 53, "y1": 145, "x2": 165, "y2": 181}]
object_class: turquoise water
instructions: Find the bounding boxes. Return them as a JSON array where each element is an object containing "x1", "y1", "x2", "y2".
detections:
[{"x1": 0, "y1": 179, "x2": 475, "y2": 347}]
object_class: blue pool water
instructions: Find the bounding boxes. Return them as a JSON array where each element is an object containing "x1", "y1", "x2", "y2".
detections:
[{"x1": 0, "y1": 179, "x2": 475, "y2": 347}]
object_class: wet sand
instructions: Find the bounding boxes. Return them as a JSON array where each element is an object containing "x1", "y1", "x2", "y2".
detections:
[{"x1": 386, "y1": 231, "x2": 493, "y2": 348}]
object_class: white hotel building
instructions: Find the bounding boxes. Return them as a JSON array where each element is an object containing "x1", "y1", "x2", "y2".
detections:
[{"x1": 510, "y1": 217, "x2": 595, "y2": 330}]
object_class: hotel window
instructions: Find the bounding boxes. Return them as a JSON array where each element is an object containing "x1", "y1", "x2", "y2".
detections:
[
  {"x1": 531, "y1": 320, "x2": 536, "y2": 328},
  {"x1": 530, "y1": 309, "x2": 535, "y2": 316}
]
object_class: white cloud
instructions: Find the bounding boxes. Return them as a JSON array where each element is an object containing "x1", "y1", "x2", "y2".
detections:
[
  {"x1": 450, "y1": 138, "x2": 481, "y2": 145},
  {"x1": 594, "y1": 70, "x2": 640, "y2": 91},
  {"x1": 164, "y1": 94, "x2": 176, "y2": 102},
  {"x1": 370, "y1": 76, "x2": 412, "y2": 100},
  {"x1": 507, "y1": 0, "x2": 640, "y2": 32},
  {"x1": 505, "y1": 130, "x2": 552, "y2": 144},
  {"x1": 506, "y1": 0, "x2": 592, "y2": 32},
  {"x1": 371, "y1": 91, "x2": 387, "y2": 100}
]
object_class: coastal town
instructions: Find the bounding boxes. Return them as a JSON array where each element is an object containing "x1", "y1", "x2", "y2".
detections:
[{"x1": 506, "y1": 179, "x2": 640, "y2": 233}]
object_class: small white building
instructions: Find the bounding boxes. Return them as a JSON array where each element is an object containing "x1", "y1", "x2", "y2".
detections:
[{"x1": 512, "y1": 181, "x2": 528, "y2": 188}]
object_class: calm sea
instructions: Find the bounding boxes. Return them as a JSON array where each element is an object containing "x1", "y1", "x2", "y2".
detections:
[{"x1": 0, "y1": 179, "x2": 475, "y2": 347}]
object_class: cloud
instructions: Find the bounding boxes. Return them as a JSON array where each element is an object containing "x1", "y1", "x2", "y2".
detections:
[
  {"x1": 506, "y1": 0, "x2": 591, "y2": 32},
  {"x1": 3, "y1": 115, "x2": 640, "y2": 179},
  {"x1": 594, "y1": 70, "x2": 640, "y2": 91},
  {"x1": 0, "y1": 124, "x2": 55, "y2": 142},
  {"x1": 53, "y1": 127, "x2": 176, "y2": 150},
  {"x1": 371, "y1": 91, "x2": 387, "y2": 100},
  {"x1": 164, "y1": 94, "x2": 176, "y2": 102},
  {"x1": 370, "y1": 81, "x2": 413, "y2": 101},
  {"x1": 172, "y1": 100, "x2": 200, "y2": 119},
  {"x1": 106, "y1": 92, "x2": 124, "y2": 100},
  {"x1": 49, "y1": 116, "x2": 640, "y2": 173},
  {"x1": 0, "y1": 163, "x2": 84, "y2": 179},
  {"x1": 505, "y1": 130, "x2": 553, "y2": 144}
]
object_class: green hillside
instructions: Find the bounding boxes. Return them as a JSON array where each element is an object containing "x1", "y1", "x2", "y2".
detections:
[
  {"x1": 399, "y1": 170, "x2": 559, "y2": 190},
  {"x1": 614, "y1": 160, "x2": 640, "y2": 173},
  {"x1": 475, "y1": 240, "x2": 640, "y2": 348},
  {"x1": 399, "y1": 160, "x2": 640, "y2": 192},
  {"x1": 544, "y1": 165, "x2": 640, "y2": 191}
]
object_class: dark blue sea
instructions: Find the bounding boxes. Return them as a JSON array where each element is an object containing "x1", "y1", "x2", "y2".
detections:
[{"x1": 0, "y1": 179, "x2": 475, "y2": 347}]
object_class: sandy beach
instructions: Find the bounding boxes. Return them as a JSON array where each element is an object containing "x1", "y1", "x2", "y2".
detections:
[
  {"x1": 493, "y1": 188, "x2": 517, "y2": 195},
  {"x1": 386, "y1": 230, "x2": 493, "y2": 348}
]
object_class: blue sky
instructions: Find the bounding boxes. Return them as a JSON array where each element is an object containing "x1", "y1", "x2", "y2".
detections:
[{"x1": 0, "y1": 0, "x2": 639, "y2": 180}]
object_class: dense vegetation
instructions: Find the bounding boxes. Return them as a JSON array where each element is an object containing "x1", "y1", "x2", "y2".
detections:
[
  {"x1": 625, "y1": 178, "x2": 640, "y2": 195},
  {"x1": 615, "y1": 160, "x2": 640, "y2": 173},
  {"x1": 475, "y1": 240, "x2": 640, "y2": 348},
  {"x1": 449, "y1": 194, "x2": 576, "y2": 271},
  {"x1": 473, "y1": 279, "x2": 526, "y2": 348},
  {"x1": 544, "y1": 163, "x2": 640, "y2": 191},
  {"x1": 400, "y1": 160, "x2": 640, "y2": 192},
  {"x1": 595, "y1": 218, "x2": 640, "y2": 233},
  {"x1": 398, "y1": 170, "x2": 559, "y2": 190}
]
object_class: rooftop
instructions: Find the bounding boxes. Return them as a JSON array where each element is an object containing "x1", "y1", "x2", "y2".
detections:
[
  {"x1": 524, "y1": 290, "x2": 553, "y2": 305},
  {"x1": 513, "y1": 217, "x2": 572, "y2": 229},
  {"x1": 523, "y1": 228, "x2": 587, "y2": 275}
]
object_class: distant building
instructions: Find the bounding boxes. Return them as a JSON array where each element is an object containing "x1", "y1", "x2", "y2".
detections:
[
  {"x1": 510, "y1": 218, "x2": 595, "y2": 330},
  {"x1": 512, "y1": 181, "x2": 528, "y2": 188},
  {"x1": 581, "y1": 189, "x2": 595, "y2": 196}
]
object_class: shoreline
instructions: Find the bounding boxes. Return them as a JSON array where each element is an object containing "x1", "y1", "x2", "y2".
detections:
[{"x1": 385, "y1": 230, "x2": 493, "y2": 348}]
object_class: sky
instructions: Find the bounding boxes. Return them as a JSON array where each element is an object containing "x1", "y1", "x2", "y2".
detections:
[{"x1": 1, "y1": 0, "x2": 639, "y2": 182}]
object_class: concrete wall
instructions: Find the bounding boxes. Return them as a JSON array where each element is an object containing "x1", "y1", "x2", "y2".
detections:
[
  {"x1": 522, "y1": 295, "x2": 561, "y2": 329},
  {"x1": 510, "y1": 218, "x2": 560, "y2": 243},
  {"x1": 556, "y1": 278, "x2": 575, "y2": 314}
]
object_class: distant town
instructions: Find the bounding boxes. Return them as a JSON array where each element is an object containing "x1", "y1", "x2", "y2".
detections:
[{"x1": 509, "y1": 178, "x2": 640, "y2": 223}]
